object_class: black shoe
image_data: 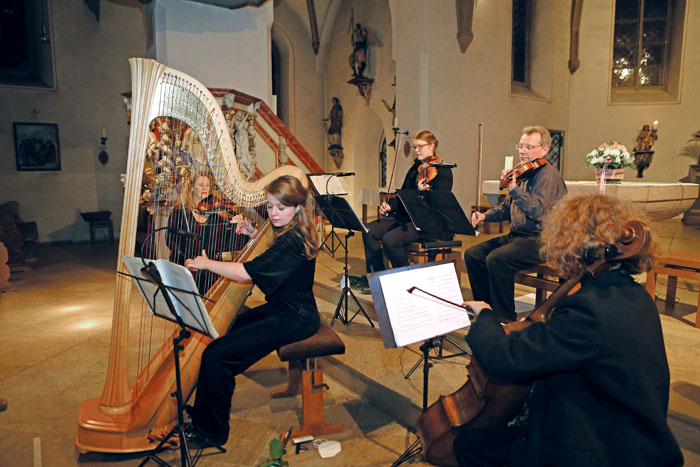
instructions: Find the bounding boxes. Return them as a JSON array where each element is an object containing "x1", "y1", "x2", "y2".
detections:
[{"x1": 184, "y1": 423, "x2": 226, "y2": 449}]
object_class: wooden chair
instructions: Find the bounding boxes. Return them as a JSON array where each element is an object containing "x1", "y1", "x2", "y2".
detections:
[
  {"x1": 515, "y1": 263, "x2": 569, "y2": 306},
  {"x1": 270, "y1": 322, "x2": 346, "y2": 438},
  {"x1": 646, "y1": 251, "x2": 700, "y2": 328}
]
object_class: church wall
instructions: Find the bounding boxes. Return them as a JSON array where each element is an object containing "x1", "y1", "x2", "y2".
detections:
[
  {"x1": 144, "y1": 0, "x2": 273, "y2": 102},
  {"x1": 567, "y1": 0, "x2": 700, "y2": 183},
  {"x1": 272, "y1": 2, "x2": 327, "y2": 166},
  {"x1": 0, "y1": 1, "x2": 146, "y2": 243}
]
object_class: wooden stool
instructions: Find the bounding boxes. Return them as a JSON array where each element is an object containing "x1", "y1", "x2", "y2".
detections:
[
  {"x1": 80, "y1": 211, "x2": 114, "y2": 243},
  {"x1": 515, "y1": 263, "x2": 570, "y2": 306},
  {"x1": 270, "y1": 322, "x2": 346, "y2": 439},
  {"x1": 408, "y1": 240, "x2": 462, "y2": 265},
  {"x1": 646, "y1": 251, "x2": 700, "y2": 328}
]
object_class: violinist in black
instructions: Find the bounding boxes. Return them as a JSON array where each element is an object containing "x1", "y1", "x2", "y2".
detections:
[
  {"x1": 362, "y1": 129, "x2": 453, "y2": 273},
  {"x1": 166, "y1": 173, "x2": 248, "y2": 294},
  {"x1": 464, "y1": 126, "x2": 566, "y2": 321}
]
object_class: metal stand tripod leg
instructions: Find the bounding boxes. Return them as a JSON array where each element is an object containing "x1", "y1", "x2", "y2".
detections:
[
  {"x1": 330, "y1": 231, "x2": 374, "y2": 328},
  {"x1": 404, "y1": 335, "x2": 471, "y2": 379}
]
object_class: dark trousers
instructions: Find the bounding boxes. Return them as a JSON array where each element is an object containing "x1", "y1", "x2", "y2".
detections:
[
  {"x1": 453, "y1": 424, "x2": 527, "y2": 466},
  {"x1": 464, "y1": 232, "x2": 543, "y2": 319},
  {"x1": 190, "y1": 303, "x2": 319, "y2": 442},
  {"x1": 362, "y1": 216, "x2": 421, "y2": 273}
]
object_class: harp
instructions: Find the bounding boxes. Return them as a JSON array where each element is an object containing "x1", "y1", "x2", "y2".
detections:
[{"x1": 76, "y1": 58, "x2": 319, "y2": 453}]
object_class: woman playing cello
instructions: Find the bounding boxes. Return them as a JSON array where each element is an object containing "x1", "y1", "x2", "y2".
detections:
[
  {"x1": 454, "y1": 194, "x2": 682, "y2": 466},
  {"x1": 361, "y1": 129, "x2": 453, "y2": 275}
]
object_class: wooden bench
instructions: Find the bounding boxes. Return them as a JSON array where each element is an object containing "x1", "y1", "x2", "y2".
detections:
[
  {"x1": 515, "y1": 263, "x2": 568, "y2": 306},
  {"x1": 646, "y1": 251, "x2": 700, "y2": 328},
  {"x1": 270, "y1": 322, "x2": 346, "y2": 439}
]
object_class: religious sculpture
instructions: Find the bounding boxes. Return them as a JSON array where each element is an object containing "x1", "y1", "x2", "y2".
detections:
[
  {"x1": 347, "y1": 19, "x2": 382, "y2": 105},
  {"x1": 325, "y1": 97, "x2": 344, "y2": 169},
  {"x1": 633, "y1": 122, "x2": 659, "y2": 178}
]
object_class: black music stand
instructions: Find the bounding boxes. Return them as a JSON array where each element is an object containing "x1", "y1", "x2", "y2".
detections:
[
  {"x1": 314, "y1": 195, "x2": 374, "y2": 328},
  {"x1": 366, "y1": 261, "x2": 472, "y2": 466},
  {"x1": 121, "y1": 256, "x2": 224, "y2": 467},
  {"x1": 396, "y1": 189, "x2": 476, "y2": 241},
  {"x1": 309, "y1": 173, "x2": 350, "y2": 256}
]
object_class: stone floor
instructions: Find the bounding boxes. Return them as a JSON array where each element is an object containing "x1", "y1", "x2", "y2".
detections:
[{"x1": 0, "y1": 215, "x2": 699, "y2": 466}]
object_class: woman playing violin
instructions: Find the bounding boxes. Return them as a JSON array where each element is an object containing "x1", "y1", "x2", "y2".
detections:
[
  {"x1": 362, "y1": 129, "x2": 453, "y2": 275},
  {"x1": 166, "y1": 172, "x2": 249, "y2": 293},
  {"x1": 455, "y1": 194, "x2": 683, "y2": 467}
]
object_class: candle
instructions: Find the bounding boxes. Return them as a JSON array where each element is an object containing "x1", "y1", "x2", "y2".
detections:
[
  {"x1": 652, "y1": 120, "x2": 659, "y2": 130},
  {"x1": 504, "y1": 156, "x2": 513, "y2": 170},
  {"x1": 102, "y1": 128, "x2": 107, "y2": 138}
]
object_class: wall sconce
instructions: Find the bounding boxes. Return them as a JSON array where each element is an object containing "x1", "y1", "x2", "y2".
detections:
[
  {"x1": 98, "y1": 128, "x2": 109, "y2": 165},
  {"x1": 633, "y1": 121, "x2": 659, "y2": 178}
]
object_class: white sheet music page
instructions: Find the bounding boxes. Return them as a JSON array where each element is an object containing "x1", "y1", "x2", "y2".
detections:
[
  {"x1": 378, "y1": 262, "x2": 470, "y2": 347},
  {"x1": 308, "y1": 174, "x2": 349, "y2": 195}
]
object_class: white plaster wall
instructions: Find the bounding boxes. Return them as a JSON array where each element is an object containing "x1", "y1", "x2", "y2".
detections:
[
  {"x1": 0, "y1": 1, "x2": 146, "y2": 243},
  {"x1": 326, "y1": 0, "x2": 396, "y2": 214},
  {"x1": 567, "y1": 0, "x2": 700, "y2": 183},
  {"x1": 145, "y1": 0, "x2": 273, "y2": 102},
  {"x1": 272, "y1": 2, "x2": 327, "y2": 164}
]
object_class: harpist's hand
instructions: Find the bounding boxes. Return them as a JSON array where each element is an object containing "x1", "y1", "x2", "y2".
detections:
[
  {"x1": 185, "y1": 250, "x2": 210, "y2": 271},
  {"x1": 462, "y1": 301, "x2": 491, "y2": 317},
  {"x1": 236, "y1": 218, "x2": 257, "y2": 236}
]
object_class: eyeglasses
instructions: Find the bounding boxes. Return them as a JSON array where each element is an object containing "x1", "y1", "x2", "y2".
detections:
[
  {"x1": 412, "y1": 143, "x2": 430, "y2": 151},
  {"x1": 515, "y1": 144, "x2": 543, "y2": 151}
]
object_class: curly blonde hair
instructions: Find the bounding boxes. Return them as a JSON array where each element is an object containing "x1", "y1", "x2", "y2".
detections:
[
  {"x1": 265, "y1": 175, "x2": 320, "y2": 260},
  {"x1": 540, "y1": 194, "x2": 658, "y2": 278}
]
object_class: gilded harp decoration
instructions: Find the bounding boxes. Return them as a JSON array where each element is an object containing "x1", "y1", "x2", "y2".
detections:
[{"x1": 76, "y1": 58, "x2": 312, "y2": 453}]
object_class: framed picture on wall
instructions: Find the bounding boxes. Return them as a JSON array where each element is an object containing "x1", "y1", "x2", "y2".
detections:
[{"x1": 13, "y1": 122, "x2": 61, "y2": 171}]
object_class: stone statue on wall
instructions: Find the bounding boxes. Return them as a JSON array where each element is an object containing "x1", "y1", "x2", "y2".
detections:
[
  {"x1": 348, "y1": 22, "x2": 382, "y2": 79},
  {"x1": 324, "y1": 97, "x2": 344, "y2": 169}
]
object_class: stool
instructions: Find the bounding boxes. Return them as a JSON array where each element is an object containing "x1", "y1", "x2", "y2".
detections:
[
  {"x1": 270, "y1": 322, "x2": 346, "y2": 439},
  {"x1": 409, "y1": 240, "x2": 462, "y2": 265},
  {"x1": 80, "y1": 211, "x2": 114, "y2": 243},
  {"x1": 515, "y1": 263, "x2": 571, "y2": 306},
  {"x1": 646, "y1": 251, "x2": 700, "y2": 328}
]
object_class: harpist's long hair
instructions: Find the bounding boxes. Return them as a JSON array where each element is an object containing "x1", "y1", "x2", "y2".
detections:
[
  {"x1": 540, "y1": 194, "x2": 658, "y2": 278},
  {"x1": 265, "y1": 175, "x2": 320, "y2": 260}
]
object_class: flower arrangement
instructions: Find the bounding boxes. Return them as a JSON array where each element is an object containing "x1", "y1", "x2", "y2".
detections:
[{"x1": 585, "y1": 141, "x2": 635, "y2": 169}]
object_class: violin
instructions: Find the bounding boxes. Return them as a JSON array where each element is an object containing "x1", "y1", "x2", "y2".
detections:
[
  {"x1": 499, "y1": 157, "x2": 547, "y2": 190},
  {"x1": 417, "y1": 155, "x2": 441, "y2": 190},
  {"x1": 197, "y1": 196, "x2": 239, "y2": 221},
  {"x1": 414, "y1": 220, "x2": 651, "y2": 466}
]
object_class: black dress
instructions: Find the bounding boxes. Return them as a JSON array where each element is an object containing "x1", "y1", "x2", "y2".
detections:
[
  {"x1": 189, "y1": 231, "x2": 320, "y2": 444},
  {"x1": 362, "y1": 158, "x2": 453, "y2": 273}
]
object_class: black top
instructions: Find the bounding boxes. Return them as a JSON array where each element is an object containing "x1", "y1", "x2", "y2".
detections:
[
  {"x1": 485, "y1": 163, "x2": 566, "y2": 234},
  {"x1": 243, "y1": 232, "x2": 318, "y2": 319},
  {"x1": 466, "y1": 270, "x2": 683, "y2": 467},
  {"x1": 166, "y1": 208, "x2": 249, "y2": 293},
  {"x1": 390, "y1": 158, "x2": 453, "y2": 222}
]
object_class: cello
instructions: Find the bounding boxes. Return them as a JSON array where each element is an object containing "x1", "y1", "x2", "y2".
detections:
[{"x1": 415, "y1": 220, "x2": 651, "y2": 466}]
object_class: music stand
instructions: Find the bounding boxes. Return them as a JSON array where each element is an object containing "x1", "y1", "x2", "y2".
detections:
[
  {"x1": 121, "y1": 256, "x2": 224, "y2": 467},
  {"x1": 366, "y1": 261, "x2": 472, "y2": 466},
  {"x1": 309, "y1": 173, "x2": 350, "y2": 256},
  {"x1": 396, "y1": 189, "x2": 476, "y2": 240},
  {"x1": 314, "y1": 195, "x2": 374, "y2": 328}
]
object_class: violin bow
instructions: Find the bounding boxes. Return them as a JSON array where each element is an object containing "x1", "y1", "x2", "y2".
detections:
[
  {"x1": 475, "y1": 122, "x2": 484, "y2": 222},
  {"x1": 384, "y1": 130, "x2": 407, "y2": 215}
]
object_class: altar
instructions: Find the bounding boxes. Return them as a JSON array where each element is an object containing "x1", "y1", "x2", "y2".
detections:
[{"x1": 482, "y1": 180, "x2": 699, "y2": 221}]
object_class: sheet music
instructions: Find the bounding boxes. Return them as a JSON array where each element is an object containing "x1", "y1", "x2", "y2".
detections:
[
  {"x1": 122, "y1": 256, "x2": 219, "y2": 338},
  {"x1": 378, "y1": 262, "x2": 470, "y2": 347},
  {"x1": 308, "y1": 174, "x2": 349, "y2": 195}
]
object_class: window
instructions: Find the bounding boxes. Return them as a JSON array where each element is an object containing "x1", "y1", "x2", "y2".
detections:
[
  {"x1": 610, "y1": 0, "x2": 686, "y2": 103},
  {"x1": 0, "y1": 0, "x2": 55, "y2": 89},
  {"x1": 512, "y1": 0, "x2": 532, "y2": 87},
  {"x1": 612, "y1": 0, "x2": 671, "y2": 88}
]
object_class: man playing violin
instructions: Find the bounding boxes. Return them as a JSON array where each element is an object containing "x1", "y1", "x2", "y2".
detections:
[
  {"x1": 362, "y1": 129, "x2": 453, "y2": 275},
  {"x1": 464, "y1": 126, "x2": 566, "y2": 321},
  {"x1": 454, "y1": 195, "x2": 683, "y2": 466}
]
